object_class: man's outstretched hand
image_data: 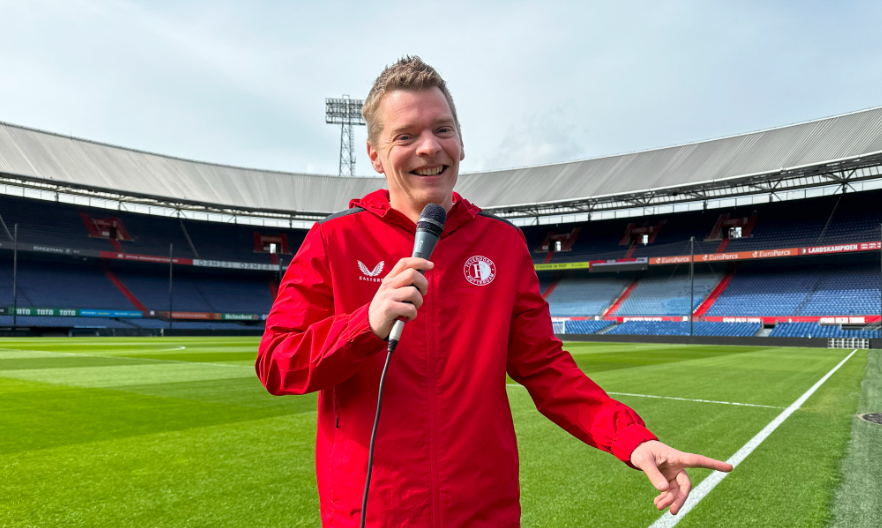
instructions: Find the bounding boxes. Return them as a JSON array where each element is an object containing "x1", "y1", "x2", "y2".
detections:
[{"x1": 630, "y1": 440, "x2": 733, "y2": 515}]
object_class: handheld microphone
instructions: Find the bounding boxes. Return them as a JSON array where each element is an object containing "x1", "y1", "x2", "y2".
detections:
[
  {"x1": 360, "y1": 202, "x2": 446, "y2": 528},
  {"x1": 387, "y1": 203, "x2": 447, "y2": 347}
]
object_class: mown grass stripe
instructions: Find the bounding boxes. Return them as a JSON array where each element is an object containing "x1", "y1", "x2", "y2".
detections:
[
  {"x1": 0, "y1": 347, "x2": 252, "y2": 369},
  {"x1": 649, "y1": 349, "x2": 858, "y2": 528}
]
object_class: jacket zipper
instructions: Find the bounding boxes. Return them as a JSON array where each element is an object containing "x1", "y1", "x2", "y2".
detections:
[
  {"x1": 427, "y1": 271, "x2": 441, "y2": 528},
  {"x1": 332, "y1": 386, "x2": 340, "y2": 428}
]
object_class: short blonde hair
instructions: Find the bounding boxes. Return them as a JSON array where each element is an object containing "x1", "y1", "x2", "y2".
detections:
[{"x1": 363, "y1": 55, "x2": 460, "y2": 146}]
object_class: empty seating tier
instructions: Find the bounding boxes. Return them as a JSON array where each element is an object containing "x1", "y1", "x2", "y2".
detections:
[
  {"x1": 545, "y1": 275, "x2": 630, "y2": 317},
  {"x1": 615, "y1": 272, "x2": 718, "y2": 316},
  {"x1": 769, "y1": 323, "x2": 880, "y2": 339},
  {"x1": 604, "y1": 321, "x2": 760, "y2": 336}
]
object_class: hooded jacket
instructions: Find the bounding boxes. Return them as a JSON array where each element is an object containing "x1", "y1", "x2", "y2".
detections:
[{"x1": 257, "y1": 190, "x2": 657, "y2": 527}]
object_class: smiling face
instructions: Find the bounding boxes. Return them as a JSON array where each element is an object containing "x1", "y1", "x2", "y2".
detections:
[{"x1": 367, "y1": 87, "x2": 464, "y2": 222}]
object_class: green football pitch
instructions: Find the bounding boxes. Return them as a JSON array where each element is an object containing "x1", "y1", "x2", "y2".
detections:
[{"x1": 1, "y1": 337, "x2": 879, "y2": 527}]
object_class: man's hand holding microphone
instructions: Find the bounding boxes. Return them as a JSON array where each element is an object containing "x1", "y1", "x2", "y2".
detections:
[
  {"x1": 368, "y1": 257, "x2": 433, "y2": 340},
  {"x1": 366, "y1": 202, "x2": 446, "y2": 345}
]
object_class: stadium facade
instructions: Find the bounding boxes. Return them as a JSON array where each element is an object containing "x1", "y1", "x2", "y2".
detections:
[{"x1": 0, "y1": 107, "x2": 880, "y2": 343}]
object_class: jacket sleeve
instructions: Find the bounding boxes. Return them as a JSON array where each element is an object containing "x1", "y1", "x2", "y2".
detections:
[
  {"x1": 256, "y1": 222, "x2": 387, "y2": 395},
  {"x1": 505, "y1": 230, "x2": 658, "y2": 466}
]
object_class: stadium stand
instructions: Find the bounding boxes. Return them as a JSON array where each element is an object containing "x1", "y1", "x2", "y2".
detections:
[
  {"x1": 706, "y1": 261, "x2": 881, "y2": 318},
  {"x1": 0, "y1": 109, "x2": 879, "y2": 339},
  {"x1": 798, "y1": 263, "x2": 881, "y2": 316},
  {"x1": 604, "y1": 321, "x2": 761, "y2": 337},
  {"x1": 126, "y1": 319, "x2": 262, "y2": 330},
  {"x1": 0, "y1": 194, "x2": 305, "y2": 264},
  {"x1": 561, "y1": 320, "x2": 614, "y2": 334},
  {"x1": 769, "y1": 323, "x2": 880, "y2": 339},
  {"x1": 0, "y1": 256, "x2": 132, "y2": 310},
  {"x1": 527, "y1": 190, "x2": 882, "y2": 265},
  {"x1": 0, "y1": 316, "x2": 136, "y2": 328},
  {"x1": 614, "y1": 271, "x2": 718, "y2": 316},
  {"x1": 693, "y1": 322, "x2": 762, "y2": 337},
  {"x1": 1, "y1": 179, "x2": 880, "y2": 273},
  {"x1": 108, "y1": 266, "x2": 272, "y2": 314},
  {"x1": 705, "y1": 266, "x2": 824, "y2": 317},
  {"x1": 0, "y1": 254, "x2": 274, "y2": 315},
  {"x1": 545, "y1": 274, "x2": 630, "y2": 316},
  {"x1": 1, "y1": 186, "x2": 879, "y2": 337}
]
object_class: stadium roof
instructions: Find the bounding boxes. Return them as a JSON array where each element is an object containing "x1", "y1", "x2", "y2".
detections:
[{"x1": 2, "y1": 106, "x2": 882, "y2": 220}]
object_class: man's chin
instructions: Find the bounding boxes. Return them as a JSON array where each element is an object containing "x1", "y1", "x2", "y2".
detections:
[{"x1": 403, "y1": 191, "x2": 452, "y2": 212}]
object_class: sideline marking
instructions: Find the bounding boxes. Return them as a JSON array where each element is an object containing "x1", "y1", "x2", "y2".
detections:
[
  {"x1": 648, "y1": 349, "x2": 858, "y2": 528},
  {"x1": 505, "y1": 384, "x2": 781, "y2": 409}
]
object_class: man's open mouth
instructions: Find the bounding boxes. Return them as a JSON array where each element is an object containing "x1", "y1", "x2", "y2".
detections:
[{"x1": 410, "y1": 165, "x2": 447, "y2": 176}]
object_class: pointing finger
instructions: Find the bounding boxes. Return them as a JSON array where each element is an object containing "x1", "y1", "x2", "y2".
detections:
[{"x1": 682, "y1": 453, "x2": 733, "y2": 473}]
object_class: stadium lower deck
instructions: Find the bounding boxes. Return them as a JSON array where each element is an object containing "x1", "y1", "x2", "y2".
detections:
[{"x1": 0, "y1": 189, "x2": 879, "y2": 340}]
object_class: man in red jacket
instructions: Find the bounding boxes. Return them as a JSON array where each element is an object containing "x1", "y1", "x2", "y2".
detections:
[{"x1": 257, "y1": 56, "x2": 732, "y2": 527}]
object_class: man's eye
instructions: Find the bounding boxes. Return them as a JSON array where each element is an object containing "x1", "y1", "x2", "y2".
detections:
[{"x1": 398, "y1": 135, "x2": 411, "y2": 141}]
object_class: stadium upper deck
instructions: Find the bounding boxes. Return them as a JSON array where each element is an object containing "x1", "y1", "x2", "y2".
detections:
[
  {"x1": 524, "y1": 189, "x2": 882, "y2": 265},
  {"x1": 0, "y1": 187, "x2": 878, "y2": 269}
]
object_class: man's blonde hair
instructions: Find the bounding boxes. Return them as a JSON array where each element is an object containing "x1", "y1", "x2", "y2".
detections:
[{"x1": 363, "y1": 56, "x2": 460, "y2": 146}]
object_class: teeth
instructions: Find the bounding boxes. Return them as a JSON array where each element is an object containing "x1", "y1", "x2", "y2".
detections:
[{"x1": 414, "y1": 166, "x2": 443, "y2": 176}]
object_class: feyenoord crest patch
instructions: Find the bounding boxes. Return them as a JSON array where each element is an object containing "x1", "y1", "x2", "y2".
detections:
[{"x1": 464, "y1": 255, "x2": 496, "y2": 286}]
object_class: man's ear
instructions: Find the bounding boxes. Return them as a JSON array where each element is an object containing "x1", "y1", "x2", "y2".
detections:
[
  {"x1": 459, "y1": 136, "x2": 465, "y2": 161},
  {"x1": 367, "y1": 141, "x2": 384, "y2": 174}
]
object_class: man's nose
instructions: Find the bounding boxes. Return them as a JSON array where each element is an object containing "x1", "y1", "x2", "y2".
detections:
[{"x1": 415, "y1": 132, "x2": 441, "y2": 157}]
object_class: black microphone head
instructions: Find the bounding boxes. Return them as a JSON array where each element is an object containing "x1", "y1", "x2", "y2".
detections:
[{"x1": 417, "y1": 203, "x2": 447, "y2": 237}]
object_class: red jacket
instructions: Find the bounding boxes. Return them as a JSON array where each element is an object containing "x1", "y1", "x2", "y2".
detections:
[{"x1": 257, "y1": 190, "x2": 657, "y2": 527}]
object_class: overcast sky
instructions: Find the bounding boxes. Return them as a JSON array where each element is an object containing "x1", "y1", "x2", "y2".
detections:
[{"x1": 1, "y1": 1, "x2": 881, "y2": 178}]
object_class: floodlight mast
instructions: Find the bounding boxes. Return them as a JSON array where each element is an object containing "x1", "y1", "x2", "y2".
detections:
[{"x1": 325, "y1": 95, "x2": 366, "y2": 177}]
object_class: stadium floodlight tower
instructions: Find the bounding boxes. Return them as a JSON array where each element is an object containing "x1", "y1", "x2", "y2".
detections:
[{"x1": 325, "y1": 95, "x2": 366, "y2": 177}]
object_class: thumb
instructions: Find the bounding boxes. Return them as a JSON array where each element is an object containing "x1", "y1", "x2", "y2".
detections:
[{"x1": 638, "y1": 458, "x2": 670, "y2": 492}]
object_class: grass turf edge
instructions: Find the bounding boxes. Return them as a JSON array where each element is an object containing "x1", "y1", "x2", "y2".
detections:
[{"x1": 830, "y1": 349, "x2": 882, "y2": 527}]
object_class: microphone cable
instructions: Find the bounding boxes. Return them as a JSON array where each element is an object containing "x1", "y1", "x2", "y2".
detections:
[{"x1": 360, "y1": 337, "x2": 399, "y2": 528}]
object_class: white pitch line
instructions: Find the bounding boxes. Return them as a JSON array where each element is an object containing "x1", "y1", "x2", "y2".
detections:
[
  {"x1": 648, "y1": 349, "x2": 858, "y2": 528},
  {"x1": 505, "y1": 384, "x2": 781, "y2": 409},
  {"x1": 607, "y1": 392, "x2": 783, "y2": 409}
]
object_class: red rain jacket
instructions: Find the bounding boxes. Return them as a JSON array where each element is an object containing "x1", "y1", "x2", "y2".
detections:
[{"x1": 257, "y1": 190, "x2": 657, "y2": 527}]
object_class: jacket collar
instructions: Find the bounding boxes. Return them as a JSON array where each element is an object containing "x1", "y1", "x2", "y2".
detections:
[{"x1": 350, "y1": 189, "x2": 480, "y2": 238}]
